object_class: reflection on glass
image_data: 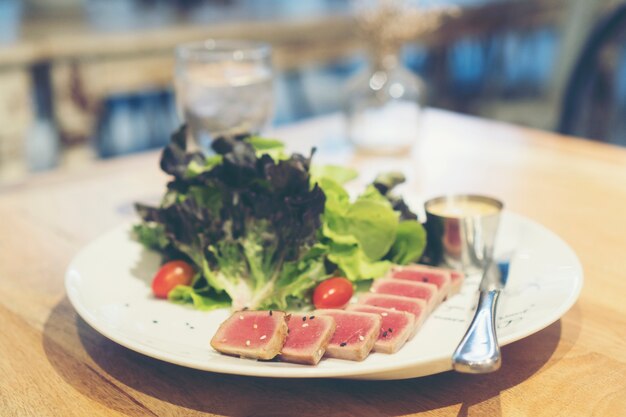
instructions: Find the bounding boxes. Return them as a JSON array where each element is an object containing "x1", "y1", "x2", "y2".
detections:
[{"x1": 175, "y1": 40, "x2": 273, "y2": 152}]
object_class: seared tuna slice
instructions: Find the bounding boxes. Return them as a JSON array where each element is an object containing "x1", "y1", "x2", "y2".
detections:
[
  {"x1": 279, "y1": 314, "x2": 336, "y2": 365},
  {"x1": 388, "y1": 265, "x2": 452, "y2": 303},
  {"x1": 315, "y1": 309, "x2": 381, "y2": 361},
  {"x1": 449, "y1": 270, "x2": 465, "y2": 295},
  {"x1": 346, "y1": 305, "x2": 415, "y2": 353},
  {"x1": 211, "y1": 310, "x2": 288, "y2": 360},
  {"x1": 358, "y1": 293, "x2": 427, "y2": 329},
  {"x1": 371, "y1": 278, "x2": 439, "y2": 313}
]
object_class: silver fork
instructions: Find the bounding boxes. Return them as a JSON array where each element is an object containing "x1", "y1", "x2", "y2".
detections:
[{"x1": 452, "y1": 260, "x2": 510, "y2": 373}]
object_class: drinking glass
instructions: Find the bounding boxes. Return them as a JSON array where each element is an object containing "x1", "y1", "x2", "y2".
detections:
[{"x1": 175, "y1": 39, "x2": 273, "y2": 152}]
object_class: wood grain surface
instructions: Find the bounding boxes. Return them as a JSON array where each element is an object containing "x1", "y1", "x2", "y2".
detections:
[{"x1": 1, "y1": 110, "x2": 625, "y2": 417}]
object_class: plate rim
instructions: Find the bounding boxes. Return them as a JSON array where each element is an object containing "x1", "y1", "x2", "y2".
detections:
[{"x1": 65, "y1": 211, "x2": 583, "y2": 379}]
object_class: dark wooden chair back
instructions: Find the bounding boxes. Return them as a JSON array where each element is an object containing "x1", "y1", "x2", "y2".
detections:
[{"x1": 558, "y1": 4, "x2": 626, "y2": 143}]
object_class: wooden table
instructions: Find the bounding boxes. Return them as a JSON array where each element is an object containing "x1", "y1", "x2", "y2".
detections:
[{"x1": 1, "y1": 110, "x2": 625, "y2": 417}]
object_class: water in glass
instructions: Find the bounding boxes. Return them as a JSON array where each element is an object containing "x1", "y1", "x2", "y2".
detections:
[{"x1": 176, "y1": 41, "x2": 273, "y2": 151}]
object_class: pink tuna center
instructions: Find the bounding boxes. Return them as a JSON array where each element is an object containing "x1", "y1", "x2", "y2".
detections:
[
  {"x1": 327, "y1": 315, "x2": 375, "y2": 346},
  {"x1": 221, "y1": 314, "x2": 278, "y2": 348},
  {"x1": 377, "y1": 282, "x2": 435, "y2": 301},
  {"x1": 352, "y1": 307, "x2": 409, "y2": 341},
  {"x1": 364, "y1": 296, "x2": 425, "y2": 317},
  {"x1": 392, "y1": 270, "x2": 446, "y2": 289},
  {"x1": 283, "y1": 318, "x2": 329, "y2": 350}
]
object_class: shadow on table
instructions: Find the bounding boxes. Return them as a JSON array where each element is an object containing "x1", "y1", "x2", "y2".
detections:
[{"x1": 42, "y1": 297, "x2": 580, "y2": 417}]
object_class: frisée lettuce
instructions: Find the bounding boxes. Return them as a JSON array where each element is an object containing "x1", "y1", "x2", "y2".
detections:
[{"x1": 134, "y1": 126, "x2": 426, "y2": 310}]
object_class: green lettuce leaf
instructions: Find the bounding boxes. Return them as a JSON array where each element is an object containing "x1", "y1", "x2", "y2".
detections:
[
  {"x1": 132, "y1": 222, "x2": 168, "y2": 250},
  {"x1": 318, "y1": 175, "x2": 398, "y2": 280},
  {"x1": 327, "y1": 242, "x2": 392, "y2": 281},
  {"x1": 245, "y1": 136, "x2": 284, "y2": 151},
  {"x1": 263, "y1": 246, "x2": 329, "y2": 310},
  {"x1": 372, "y1": 172, "x2": 419, "y2": 221},
  {"x1": 387, "y1": 220, "x2": 427, "y2": 264},
  {"x1": 185, "y1": 155, "x2": 223, "y2": 179},
  {"x1": 342, "y1": 199, "x2": 398, "y2": 260},
  {"x1": 245, "y1": 136, "x2": 287, "y2": 160},
  {"x1": 356, "y1": 184, "x2": 391, "y2": 205},
  {"x1": 321, "y1": 182, "x2": 399, "y2": 261},
  {"x1": 311, "y1": 165, "x2": 358, "y2": 185},
  {"x1": 168, "y1": 285, "x2": 231, "y2": 311}
]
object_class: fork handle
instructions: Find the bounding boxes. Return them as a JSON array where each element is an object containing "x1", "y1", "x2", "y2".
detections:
[{"x1": 452, "y1": 289, "x2": 501, "y2": 373}]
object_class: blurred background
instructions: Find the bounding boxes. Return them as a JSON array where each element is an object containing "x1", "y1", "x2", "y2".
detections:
[{"x1": 0, "y1": 0, "x2": 625, "y2": 185}]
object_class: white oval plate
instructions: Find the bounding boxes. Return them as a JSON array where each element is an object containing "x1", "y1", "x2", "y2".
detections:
[{"x1": 66, "y1": 211, "x2": 582, "y2": 380}]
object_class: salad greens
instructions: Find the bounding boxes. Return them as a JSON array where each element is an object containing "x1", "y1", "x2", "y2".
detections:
[{"x1": 134, "y1": 126, "x2": 426, "y2": 311}]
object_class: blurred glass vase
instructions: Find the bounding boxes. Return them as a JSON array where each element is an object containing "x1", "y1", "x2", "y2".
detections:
[
  {"x1": 344, "y1": 0, "x2": 458, "y2": 154},
  {"x1": 345, "y1": 49, "x2": 425, "y2": 154}
]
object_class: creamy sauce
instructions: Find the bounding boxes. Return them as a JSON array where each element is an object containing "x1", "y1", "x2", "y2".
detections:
[{"x1": 427, "y1": 198, "x2": 500, "y2": 218}]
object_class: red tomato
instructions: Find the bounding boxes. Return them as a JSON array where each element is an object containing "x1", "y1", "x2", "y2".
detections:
[
  {"x1": 152, "y1": 260, "x2": 194, "y2": 299},
  {"x1": 313, "y1": 277, "x2": 353, "y2": 309}
]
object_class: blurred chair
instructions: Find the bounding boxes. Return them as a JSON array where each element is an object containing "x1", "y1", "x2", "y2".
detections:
[{"x1": 558, "y1": 3, "x2": 626, "y2": 144}]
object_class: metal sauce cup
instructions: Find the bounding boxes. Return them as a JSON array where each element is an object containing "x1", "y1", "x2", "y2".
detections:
[{"x1": 424, "y1": 195, "x2": 503, "y2": 273}]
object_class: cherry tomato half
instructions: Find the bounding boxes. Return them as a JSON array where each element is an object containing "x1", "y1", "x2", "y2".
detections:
[
  {"x1": 313, "y1": 277, "x2": 353, "y2": 309},
  {"x1": 152, "y1": 260, "x2": 194, "y2": 299}
]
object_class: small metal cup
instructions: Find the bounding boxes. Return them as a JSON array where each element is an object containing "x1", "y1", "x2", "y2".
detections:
[{"x1": 424, "y1": 195, "x2": 503, "y2": 273}]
